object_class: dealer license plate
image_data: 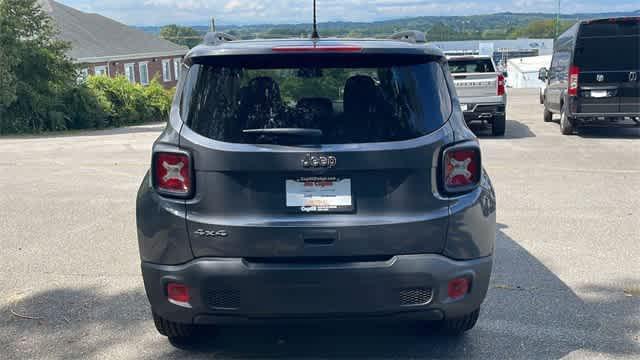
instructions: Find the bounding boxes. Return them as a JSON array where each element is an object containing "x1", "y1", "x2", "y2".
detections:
[{"x1": 286, "y1": 177, "x2": 353, "y2": 213}]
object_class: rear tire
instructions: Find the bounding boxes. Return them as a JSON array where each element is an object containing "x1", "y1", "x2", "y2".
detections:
[
  {"x1": 438, "y1": 308, "x2": 480, "y2": 334},
  {"x1": 153, "y1": 312, "x2": 195, "y2": 340},
  {"x1": 543, "y1": 107, "x2": 553, "y2": 122},
  {"x1": 491, "y1": 114, "x2": 506, "y2": 136},
  {"x1": 560, "y1": 105, "x2": 575, "y2": 135}
]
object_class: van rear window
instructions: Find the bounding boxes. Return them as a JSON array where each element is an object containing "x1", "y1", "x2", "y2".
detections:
[
  {"x1": 575, "y1": 20, "x2": 640, "y2": 71},
  {"x1": 180, "y1": 55, "x2": 452, "y2": 145}
]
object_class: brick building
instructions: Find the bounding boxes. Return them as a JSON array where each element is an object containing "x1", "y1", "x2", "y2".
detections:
[{"x1": 38, "y1": 0, "x2": 189, "y2": 88}]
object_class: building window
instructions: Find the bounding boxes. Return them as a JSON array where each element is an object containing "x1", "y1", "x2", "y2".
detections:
[
  {"x1": 94, "y1": 65, "x2": 107, "y2": 76},
  {"x1": 173, "y1": 58, "x2": 182, "y2": 81},
  {"x1": 162, "y1": 59, "x2": 172, "y2": 82},
  {"x1": 124, "y1": 63, "x2": 136, "y2": 83},
  {"x1": 139, "y1": 62, "x2": 149, "y2": 85}
]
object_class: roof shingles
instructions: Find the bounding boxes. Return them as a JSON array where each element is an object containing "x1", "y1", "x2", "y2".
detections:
[{"x1": 38, "y1": 0, "x2": 188, "y2": 62}]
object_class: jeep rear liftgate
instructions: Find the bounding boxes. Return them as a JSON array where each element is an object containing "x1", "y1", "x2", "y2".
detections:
[
  {"x1": 181, "y1": 126, "x2": 453, "y2": 258},
  {"x1": 176, "y1": 53, "x2": 456, "y2": 258}
]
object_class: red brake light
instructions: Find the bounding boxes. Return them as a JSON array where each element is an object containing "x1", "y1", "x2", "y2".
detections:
[
  {"x1": 167, "y1": 283, "x2": 191, "y2": 307},
  {"x1": 154, "y1": 152, "x2": 192, "y2": 197},
  {"x1": 448, "y1": 277, "x2": 470, "y2": 300},
  {"x1": 442, "y1": 147, "x2": 481, "y2": 194},
  {"x1": 568, "y1": 65, "x2": 580, "y2": 96},
  {"x1": 497, "y1": 74, "x2": 505, "y2": 96},
  {"x1": 272, "y1": 45, "x2": 362, "y2": 53}
]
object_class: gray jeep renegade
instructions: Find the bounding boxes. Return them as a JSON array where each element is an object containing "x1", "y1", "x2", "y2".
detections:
[{"x1": 136, "y1": 31, "x2": 496, "y2": 342}]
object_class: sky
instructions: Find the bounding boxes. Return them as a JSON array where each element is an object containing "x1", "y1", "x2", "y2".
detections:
[{"x1": 57, "y1": 0, "x2": 640, "y2": 26}]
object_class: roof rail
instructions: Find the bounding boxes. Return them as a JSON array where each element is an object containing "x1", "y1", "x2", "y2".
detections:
[
  {"x1": 390, "y1": 30, "x2": 426, "y2": 44},
  {"x1": 203, "y1": 31, "x2": 236, "y2": 46}
]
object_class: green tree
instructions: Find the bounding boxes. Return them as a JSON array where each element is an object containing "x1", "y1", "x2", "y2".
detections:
[
  {"x1": 0, "y1": 0, "x2": 77, "y2": 133},
  {"x1": 160, "y1": 24, "x2": 202, "y2": 48},
  {"x1": 507, "y1": 19, "x2": 574, "y2": 39}
]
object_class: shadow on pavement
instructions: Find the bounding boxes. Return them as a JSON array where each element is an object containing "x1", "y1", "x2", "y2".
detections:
[
  {"x1": 576, "y1": 126, "x2": 640, "y2": 139},
  {"x1": 0, "y1": 123, "x2": 165, "y2": 140},
  {"x1": 1, "y1": 225, "x2": 638, "y2": 359},
  {"x1": 470, "y1": 120, "x2": 536, "y2": 140}
]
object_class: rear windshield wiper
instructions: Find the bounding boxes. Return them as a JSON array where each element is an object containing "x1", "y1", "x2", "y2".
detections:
[{"x1": 242, "y1": 128, "x2": 323, "y2": 137}]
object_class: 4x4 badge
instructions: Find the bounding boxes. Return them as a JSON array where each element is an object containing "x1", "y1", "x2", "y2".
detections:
[
  {"x1": 194, "y1": 229, "x2": 228, "y2": 237},
  {"x1": 302, "y1": 154, "x2": 336, "y2": 168},
  {"x1": 596, "y1": 74, "x2": 604, "y2": 82},
  {"x1": 630, "y1": 72, "x2": 638, "y2": 82}
]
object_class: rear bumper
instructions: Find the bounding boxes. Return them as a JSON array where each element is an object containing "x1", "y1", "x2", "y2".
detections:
[
  {"x1": 142, "y1": 254, "x2": 493, "y2": 325},
  {"x1": 570, "y1": 112, "x2": 640, "y2": 127},
  {"x1": 461, "y1": 103, "x2": 506, "y2": 122}
]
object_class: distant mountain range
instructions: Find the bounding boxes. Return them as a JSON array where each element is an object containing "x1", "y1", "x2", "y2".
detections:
[{"x1": 139, "y1": 10, "x2": 640, "y2": 40}]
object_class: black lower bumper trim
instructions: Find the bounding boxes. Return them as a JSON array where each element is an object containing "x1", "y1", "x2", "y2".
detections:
[
  {"x1": 142, "y1": 254, "x2": 493, "y2": 324},
  {"x1": 194, "y1": 309, "x2": 445, "y2": 325}
]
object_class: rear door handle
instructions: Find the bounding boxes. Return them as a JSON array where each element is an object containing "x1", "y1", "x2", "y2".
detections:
[{"x1": 302, "y1": 230, "x2": 338, "y2": 246}]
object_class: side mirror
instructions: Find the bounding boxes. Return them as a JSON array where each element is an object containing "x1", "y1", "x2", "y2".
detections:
[
  {"x1": 538, "y1": 67, "x2": 549, "y2": 81},
  {"x1": 502, "y1": 71, "x2": 508, "y2": 78}
]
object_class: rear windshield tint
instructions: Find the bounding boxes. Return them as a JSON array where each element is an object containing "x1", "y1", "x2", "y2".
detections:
[
  {"x1": 447, "y1": 59, "x2": 495, "y2": 73},
  {"x1": 575, "y1": 20, "x2": 640, "y2": 71},
  {"x1": 180, "y1": 55, "x2": 452, "y2": 145}
]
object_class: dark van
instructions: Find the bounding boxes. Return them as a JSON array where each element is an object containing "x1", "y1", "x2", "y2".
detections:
[{"x1": 539, "y1": 17, "x2": 640, "y2": 134}]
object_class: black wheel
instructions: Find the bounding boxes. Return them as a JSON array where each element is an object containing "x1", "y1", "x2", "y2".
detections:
[
  {"x1": 560, "y1": 104, "x2": 575, "y2": 135},
  {"x1": 153, "y1": 312, "x2": 195, "y2": 339},
  {"x1": 543, "y1": 107, "x2": 553, "y2": 122},
  {"x1": 491, "y1": 114, "x2": 506, "y2": 136},
  {"x1": 439, "y1": 308, "x2": 480, "y2": 334}
]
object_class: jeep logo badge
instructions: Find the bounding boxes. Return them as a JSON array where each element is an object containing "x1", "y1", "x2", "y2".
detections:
[{"x1": 302, "y1": 154, "x2": 336, "y2": 168}]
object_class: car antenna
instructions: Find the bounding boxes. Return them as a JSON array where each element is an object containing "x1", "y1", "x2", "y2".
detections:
[{"x1": 311, "y1": 0, "x2": 320, "y2": 39}]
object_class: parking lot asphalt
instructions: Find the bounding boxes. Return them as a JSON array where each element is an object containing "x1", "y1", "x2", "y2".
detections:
[{"x1": 0, "y1": 88, "x2": 638, "y2": 359}]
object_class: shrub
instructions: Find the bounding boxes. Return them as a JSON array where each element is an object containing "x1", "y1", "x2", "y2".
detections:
[{"x1": 85, "y1": 75, "x2": 174, "y2": 129}]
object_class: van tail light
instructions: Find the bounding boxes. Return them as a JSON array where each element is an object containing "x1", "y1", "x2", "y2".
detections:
[
  {"x1": 442, "y1": 145, "x2": 481, "y2": 195},
  {"x1": 497, "y1": 74, "x2": 505, "y2": 96},
  {"x1": 153, "y1": 152, "x2": 193, "y2": 198},
  {"x1": 568, "y1": 65, "x2": 580, "y2": 96}
]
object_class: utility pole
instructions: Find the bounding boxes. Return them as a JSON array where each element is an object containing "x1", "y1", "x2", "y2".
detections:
[
  {"x1": 210, "y1": 17, "x2": 216, "y2": 33},
  {"x1": 555, "y1": 0, "x2": 560, "y2": 38}
]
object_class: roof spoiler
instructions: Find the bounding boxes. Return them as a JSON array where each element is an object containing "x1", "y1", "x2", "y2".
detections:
[
  {"x1": 390, "y1": 30, "x2": 426, "y2": 44},
  {"x1": 203, "y1": 32, "x2": 236, "y2": 46}
]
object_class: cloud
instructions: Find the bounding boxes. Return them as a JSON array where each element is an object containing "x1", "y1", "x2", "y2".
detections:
[{"x1": 57, "y1": 0, "x2": 640, "y2": 26}]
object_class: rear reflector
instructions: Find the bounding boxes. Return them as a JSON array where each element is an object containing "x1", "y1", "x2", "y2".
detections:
[
  {"x1": 568, "y1": 65, "x2": 580, "y2": 96},
  {"x1": 448, "y1": 277, "x2": 470, "y2": 300},
  {"x1": 153, "y1": 152, "x2": 192, "y2": 197},
  {"x1": 272, "y1": 45, "x2": 363, "y2": 53},
  {"x1": 167, "y1": 283, "x2": 191, "y2": 308},
  {"x1": 442, "y1": 146, "x2": 481, "y2": 194}
]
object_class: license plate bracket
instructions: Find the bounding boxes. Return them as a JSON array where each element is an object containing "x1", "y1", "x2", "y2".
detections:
[{"x1": 286, "y1": 176, "x2": 353, "y2": 213}]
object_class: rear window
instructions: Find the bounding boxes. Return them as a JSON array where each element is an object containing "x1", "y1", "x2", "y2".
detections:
[
  {"x1": 447, "y1": 59, "x2": 495, "y2": 74},
  {"x1": 575, "y1": 20, "x2": 640, "y2": 71},
  {"x1": 180, "y1": 54, "x2": 452, "y2": 144}
]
